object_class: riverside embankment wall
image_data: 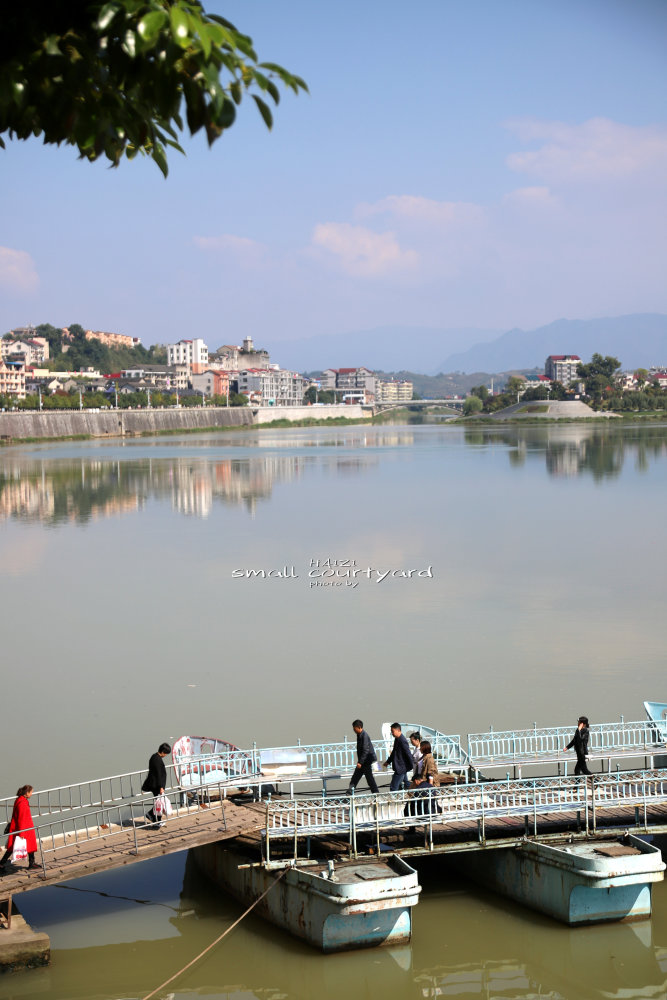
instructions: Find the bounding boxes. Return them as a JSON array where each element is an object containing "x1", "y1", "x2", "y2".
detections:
[
  {"x1": 0, "y1": 404, "x2": 366, "y2": 441},
  {"x1": 253, "y1": 404, "x2": 365, "y2": 424}
]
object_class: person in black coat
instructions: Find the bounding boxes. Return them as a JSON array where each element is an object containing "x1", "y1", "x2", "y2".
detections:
[
  {"x1": 347, "y1": 720, "x2": 379, "y2": 794},
  {"x1": 563, "y1": 717, "x2": 591, "y2": 775},
  {"x1": 142, "y1": 742, "x2": 171, "y2": 824},
  {"x1": 384, "y1": 723, "x2": 414, "y2": 790}
]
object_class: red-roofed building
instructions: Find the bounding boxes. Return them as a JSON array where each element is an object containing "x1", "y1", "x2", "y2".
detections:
[{"x1": 545, "y1": 355, "x2": 581, "y2": 385}]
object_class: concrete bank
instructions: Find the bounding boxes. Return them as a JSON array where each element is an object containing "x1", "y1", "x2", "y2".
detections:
[
  {"x1": 0, "y1": 899, "x2": 50, "y2": 972},
  {"x1": 253, "y1": 404, "x2": 365, "y2": 424},
  {"x1": 492, "y1": 400, "x2": 617, "y2": 420},
  {"x1": 0, "y1": 405, "x2": 366, "y2": 441}
]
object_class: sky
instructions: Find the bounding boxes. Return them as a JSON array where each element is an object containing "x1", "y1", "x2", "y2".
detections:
[{"x1": 1, "y1": 0, "x2": 666, "y2": 356}]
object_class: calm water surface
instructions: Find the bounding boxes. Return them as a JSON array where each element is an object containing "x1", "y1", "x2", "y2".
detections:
[{"x1": 1, "y1": 421, "x2": 666, "y2": 999}]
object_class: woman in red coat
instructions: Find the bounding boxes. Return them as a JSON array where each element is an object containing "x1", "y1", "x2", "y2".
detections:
[{"x1": 0, "y1": 785, "x2": 39, "y2": 871}]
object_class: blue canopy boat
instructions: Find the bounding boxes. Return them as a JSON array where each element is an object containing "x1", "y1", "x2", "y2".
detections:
[{"x1": 644, "y1": 701, "x2": 667, "y2": 743}]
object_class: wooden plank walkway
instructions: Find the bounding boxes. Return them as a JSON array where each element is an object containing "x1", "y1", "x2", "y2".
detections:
[
  {"x1": 0, "y1": 801, "x2": 263, "y2": 898},
  {"x1": 377, "y1": 802, "x2": 667, "y2": 854}
]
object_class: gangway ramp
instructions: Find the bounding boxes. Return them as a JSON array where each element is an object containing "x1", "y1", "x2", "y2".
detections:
[{"x1": 0, "y1": 799, "x2": 261, "y2": 898}]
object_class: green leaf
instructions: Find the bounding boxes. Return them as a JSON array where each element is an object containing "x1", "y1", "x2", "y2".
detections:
[
  {"x1": 137, "y1": 11, "x2": 167, "y2": 44},
  {"x1": 208, "y1": 14, "x2": 237, "y2": 31},
  {"x1": 96, "y1": 3, "x2": 120, "y2": 32},
  {"x1": 252, "y1": 70, "x2": 270, "y2": 92},
  {"x1": 252, "y1": 94, "x2": 273, "y2": 130},
  {"x1": 151, "y1": 143, "x2": 168, "y2": 177},
  {"x1": 170, "y1": 7, "x2": 190, "y2": 48},
  {"x1": 266, "y1": 79, "x2": 280, "y2": 104},
  {"x1": 122, "y1": 30, "x2": 137, "y2": 58},
  {"x1": 44, "y1": 35, "x2": 62, "y2": 56},
  {"x1": 197, "y1": 22, "x2": 212, "y2": 60}
]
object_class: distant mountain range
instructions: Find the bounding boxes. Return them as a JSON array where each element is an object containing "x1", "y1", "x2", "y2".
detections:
[
  {"x1": 270, "y1": 314, "x2": 667, "y2": 375},
  {"x1": 439, "y1": 314, "x2": 667, "y2": 373}
]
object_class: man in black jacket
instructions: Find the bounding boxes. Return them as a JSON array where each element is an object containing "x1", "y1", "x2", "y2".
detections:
[
  {"x1": 347, "y1": 719, "x2": 379, "y2": 794},
  {"x1": 384, "y1": 723, "x2": 414, "y2": 790},
  {"x1": 142, "y1": 742, "x2": 171, "y2": 824},
  {"x1": 563, "y1": 717, "x2": 591, "y2": 775}
]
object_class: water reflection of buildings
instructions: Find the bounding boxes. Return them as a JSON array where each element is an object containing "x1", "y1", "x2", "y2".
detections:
[
  {"x1": 464, "y1": 425, "x2": 667, "y2": 480},
  {"x1": 0, "y1": 451, "x2": 379, "y2": 524}
]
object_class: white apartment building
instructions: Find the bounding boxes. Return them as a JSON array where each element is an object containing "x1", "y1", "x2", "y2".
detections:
[
  {"x1": 235, "y1": 367, "x2": 305, "y2": 406},
  {"x1": 545, "y1": 355, "x2": 581, "y2": 386},
  {"x1": 2, "y1": 337, "x2": 50, "y2": 365},
  {"x1": 0, "y1": 361, "x2": 26, "y2": 398},
  {"x1": 166, "y1": 338, "x2": 209, "y2": 373},
  {"x1": 376, "y1": 379, "x2": 413, "y2": 402}
]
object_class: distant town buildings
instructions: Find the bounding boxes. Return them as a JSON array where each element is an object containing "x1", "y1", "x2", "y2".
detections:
[
  {"x1": 376, "y1": 379, "x2": 413, "y2": 402},
  {"x1": 520, "y1": 374, "x2": 552, "y2": 391},
  {"x1": 115, "y1": 363, "x2": 190, "y2": 391},
  {"x1": 191, "y1": 369, "x2": 231, "y2": 399},
  {"x1": 83, "y1": 330, "x2": 141, "y2": 350},
  {"x1": 2, "y1": 336, "x2": 50, "y2": 365},
  {"x1": 545, "y1": 355, "x2": 581, "y2": 385},
  {"x1": 211, "y1": 335, "x2": 270, "y2": 371},
  {"x1": 321, "y1": 367, "x2": 376, "y2": 403}
]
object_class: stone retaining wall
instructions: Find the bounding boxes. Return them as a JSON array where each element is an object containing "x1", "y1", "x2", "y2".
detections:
[
  {"x1": 0, "y1": 404, "x2": 367, "y2": 441},
  {"x1": 0, "y1": 407, "x2": 253, "y2": 440}
]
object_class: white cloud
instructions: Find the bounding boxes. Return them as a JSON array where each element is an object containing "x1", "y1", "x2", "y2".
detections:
[
  {"x1": 503, "y1": 186, "x2": 559, "y2": 209},
  {"x1": 0, "y1": 247, "x2": 39, "y2": 293},
  {"x1": 311, "y1": 223, "x2": 418, "y2": 277},
  {"x1": 193, "y1": 233, "x2": 267, "y2": 265},
  {"x1": 358, "y1": 195, "x2": 485, "y2": 228},
  {"x1": 505, "y1": 117, "x2": 667, "y2": 182}
]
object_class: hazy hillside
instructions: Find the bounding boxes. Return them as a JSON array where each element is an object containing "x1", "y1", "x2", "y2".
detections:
[
  {"x1": 375, "y1": 369, "x2": 540, "y2": 398},
  {"x1": 440, "y1": 314, "x2": 667, "y2": 373},
  {"x1": 272, "y1": 325, "x2": 501, "y2": 373}
]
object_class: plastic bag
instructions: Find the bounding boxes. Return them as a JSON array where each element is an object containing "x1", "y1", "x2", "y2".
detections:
[
  {"x1": 154, "y1": 795, "x2": 173, "y2": 818},
  {"x1": 11, "y1": 835, "x2": 27, "y2": 862}
]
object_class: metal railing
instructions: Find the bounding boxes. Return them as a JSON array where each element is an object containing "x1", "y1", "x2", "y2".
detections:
[
  {"x1": 467, "y1": 720, "x2": 666, "y2": 769},
  {"x1": 263, "y1": 769, "x2": 667, "y2": 861},
  {"x1": 175, "y1": 736, "x2": 466, "y2": 791},
  {"x1": 2, "y1": 721, "x2": 661, "y2": 831},
  {"x1": 1, "y1": 781, "x2": 228, "y2": 879},
  {"x1": 0, "y1": 766, "x2": 182, "y2": 827}
]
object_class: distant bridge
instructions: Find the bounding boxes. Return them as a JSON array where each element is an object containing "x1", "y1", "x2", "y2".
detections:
[{"x1": 368, "y1": 398, "x2": 465, "y2": 415}]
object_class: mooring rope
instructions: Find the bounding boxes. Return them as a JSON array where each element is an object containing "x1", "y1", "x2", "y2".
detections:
[{"x1": 141, "y1": 867, "x2": 288, "y2": 1000}]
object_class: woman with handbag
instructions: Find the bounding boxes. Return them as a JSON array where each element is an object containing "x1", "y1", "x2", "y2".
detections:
[{"x1": 0, "y1": 785, "x2": 39, "y2": 871}]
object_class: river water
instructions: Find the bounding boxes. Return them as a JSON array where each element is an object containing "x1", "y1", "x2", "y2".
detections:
[{"x1": 1, "y1": 420, "x2": 666, "y2": 999}]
